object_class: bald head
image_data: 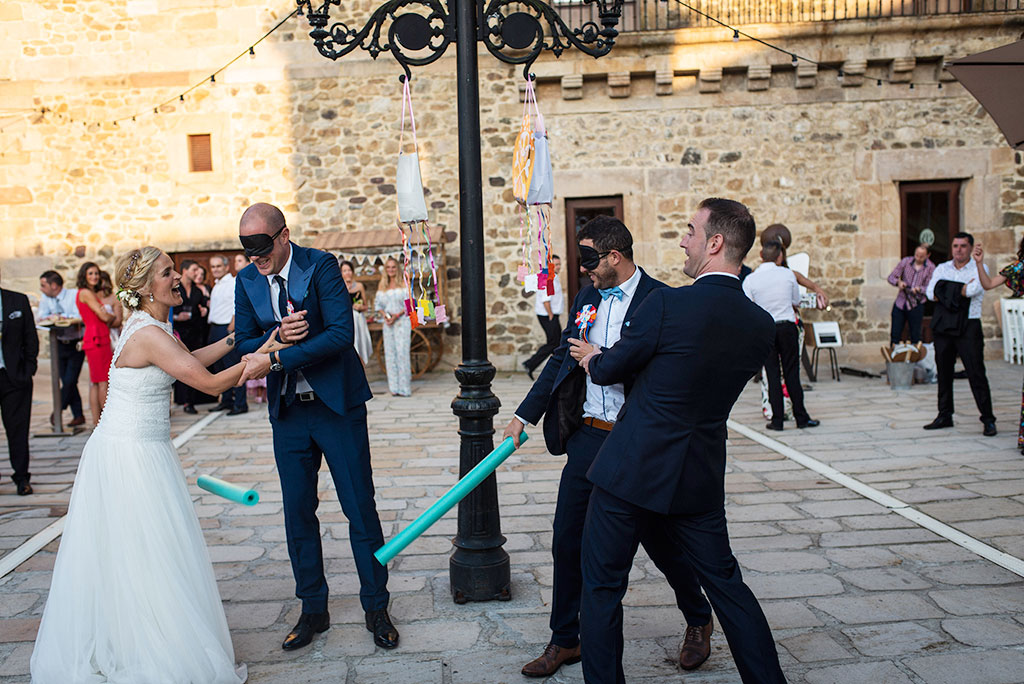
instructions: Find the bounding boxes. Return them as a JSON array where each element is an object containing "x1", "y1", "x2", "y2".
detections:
[{"x1": 240, "y1": 202, "x2": 286, "y2": 236}]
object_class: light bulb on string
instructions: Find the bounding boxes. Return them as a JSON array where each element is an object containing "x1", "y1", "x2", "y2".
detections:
[
  {"x1": 791, "y1": 54, "x2": 798, "y2": 67},
  {"x1": 180, "y1": 94, "x2": 185, "y2": 102},
  {"x1": 938, "y1": 82, "x2": 943, "y2": 89},
  {"x1": 732, "y1": 29, "x2": 739, "y2": 42},
  {"x1": 837, "y1": 70, "x2": 844, "y2": 84},
  {"x1": 210, "y1": 74, "x2": 216, "y2": 86},
  {"x1": 909, "y1": 83, "x2": 915, "y2": 90},
  {"x1": 248, "y1": 46, "x2": 256, "y2": 59},
  {"x1": 877, "y1": 79, "x2": 882, "y2": 86}
]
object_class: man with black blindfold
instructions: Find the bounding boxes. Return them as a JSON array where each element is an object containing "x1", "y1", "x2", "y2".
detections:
[
  {"x1": 233, "y1": 203, "x2": 398, "y2": 652},
  {"x1": 503, "y1": 216, "x2": 714, "y2": 678}
]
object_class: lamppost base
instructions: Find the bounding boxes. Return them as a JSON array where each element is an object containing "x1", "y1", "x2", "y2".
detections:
[{"x1": 450, "y1": 545, "x2": 512, "y2": 604}]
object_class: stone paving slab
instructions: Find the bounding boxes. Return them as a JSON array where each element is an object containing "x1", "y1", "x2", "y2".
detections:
[{"x1": 2, "y1": 368, "x2": 1024, "y2": 683}]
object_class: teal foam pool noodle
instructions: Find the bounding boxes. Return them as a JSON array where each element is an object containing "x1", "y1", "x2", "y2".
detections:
[
  {"x1": 374, "y1": 433, "x2": 528, "y2": 566},
  {"x1": 197, "y1": 474, "x2": 260, "y2": 506}
]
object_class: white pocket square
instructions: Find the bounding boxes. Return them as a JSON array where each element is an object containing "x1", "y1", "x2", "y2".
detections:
[{"x1": 8, "y1": 311, "x2": 22, "y2": 319}]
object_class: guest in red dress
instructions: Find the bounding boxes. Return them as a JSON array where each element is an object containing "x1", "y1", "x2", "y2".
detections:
[{"x1": 75, "y1": 262, "x2": 119, "y2": 426}]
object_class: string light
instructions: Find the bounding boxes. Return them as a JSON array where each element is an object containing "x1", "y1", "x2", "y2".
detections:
[
  {"x1": 210, "y1": 74, "x2": 216, "y2": 86},
  {"x1": 249, "y1": 46, "x2": 256, "y2": 59},
  {"x1": 791, "y1": 54, "x2": 798, "y2": 67},
  {"x1": 837, "y1": 70, "x2": 844, "y2": 84},
  {"x1": 732, "y1": 29, "x2": 739, "y2": 42}
]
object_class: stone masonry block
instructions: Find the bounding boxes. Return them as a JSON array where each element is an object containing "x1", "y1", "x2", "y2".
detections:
[
  {"x1": 747, "y1": 65, "x2": 771, "y2": 91},
  {"x1": 654, "y1": 69, "x2": 673, "y2": 96},
  {"x1": 796, "y1": 63, "x2": 817, "y2": 89},
  {"x1": 607, "y1": 72, "x2": 631, "y2": 98},
  {"x1": 560, "y1": 74, "x2": 582, "y2": 100},
  {"x1": 698, "y1": 67, "x2": 722, "y2": 93},
  {"x1": 890, "y1": 56, "x2": 916, "y2": 82},
  {"x1": 841, "y1": 59, "x2": 866, "y2": 87}
]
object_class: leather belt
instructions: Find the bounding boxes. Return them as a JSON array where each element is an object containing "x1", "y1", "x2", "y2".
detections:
[
  {"x1": 297, "y1": 391, "x2": 316, "y2": 402},
  {"x1": 583, "y1": 416, "x2": 615, "y2": 432}
]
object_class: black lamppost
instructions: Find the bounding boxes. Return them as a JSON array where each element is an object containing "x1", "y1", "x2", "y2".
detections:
[{"x1": 296, "y1": 0, "x2": 624, "y2": 604}]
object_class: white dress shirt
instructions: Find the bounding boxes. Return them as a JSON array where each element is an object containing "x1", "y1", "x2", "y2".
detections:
[
  {"x1": 581, "y1": 266, "x2": 642, "y2": 422},
  {"x1": 207, "y1": 273, "x2": 236, "y2": 326},
  {"x1": 268, "y1": 248, "x2": 313, "y2": 394},
  {"x1": 37, "y1": 287, "x2": 79, "y2": 320},
  {"x1": 926, "y1": 259, "x2": 987, "y2": 320},
  {"x1": 533, "y1": 274, "x2": 565, "y2": 316},
  {"x1": 742, "y1": 262, "x2": 800, "y2": 323}
]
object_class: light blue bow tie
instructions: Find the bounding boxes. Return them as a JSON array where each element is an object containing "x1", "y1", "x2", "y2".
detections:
[{"x1": 599, "y1": 286, "x2": 624, "y2": 301}]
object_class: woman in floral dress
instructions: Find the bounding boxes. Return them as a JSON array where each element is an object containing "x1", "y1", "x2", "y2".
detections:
[{"x1": 973, "y1": 237, "x2": 1024, "y2": 453}]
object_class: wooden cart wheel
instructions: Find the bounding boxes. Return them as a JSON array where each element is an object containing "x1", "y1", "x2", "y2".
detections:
[{"x1": 373, "y1": 327, "x2": 434, "y2": 379}]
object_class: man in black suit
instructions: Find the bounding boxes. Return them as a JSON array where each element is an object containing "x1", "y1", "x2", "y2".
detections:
[
  {"x1": 1, "y1": 272, "x2": 40, "y2": 495},
  {"x1": 571, "y1": 198, "x2": 786, "y2": 684},
  {"x1": 503, "y1": 216, "x2": 714, "y2": 678}
]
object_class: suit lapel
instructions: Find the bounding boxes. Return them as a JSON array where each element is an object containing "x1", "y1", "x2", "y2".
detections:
[
  {"x1": 287, "y1": 244, "x2": 314, "y2": 309},
  {"x1": 625, "y1": 268, "x2": 654, "y2": 320},
  {"x1": 242, "y1": 268, "x2": 276, "y2": 328}
]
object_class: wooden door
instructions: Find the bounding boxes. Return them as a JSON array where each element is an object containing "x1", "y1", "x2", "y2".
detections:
[{"x1": 564, "y1": 196, "x2": 624, "y2": 302}]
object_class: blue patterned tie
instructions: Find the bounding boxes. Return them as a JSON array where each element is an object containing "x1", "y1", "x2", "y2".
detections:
[
  {"x1": 599, "y1": 286, "x2": 624, "y2": 301},
  {"x1": 274, "y1": 276, "x2": 297, "y2": 406}
]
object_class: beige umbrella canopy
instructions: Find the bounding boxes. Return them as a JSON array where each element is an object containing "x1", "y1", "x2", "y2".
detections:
[{"x1": 947, "y1": 39, "x2": 1024, "y2": 150}]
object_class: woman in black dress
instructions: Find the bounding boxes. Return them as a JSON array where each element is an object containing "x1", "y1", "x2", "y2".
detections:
[{"x1": 172, "y1": 259, "x2": 209, "y2": 413}]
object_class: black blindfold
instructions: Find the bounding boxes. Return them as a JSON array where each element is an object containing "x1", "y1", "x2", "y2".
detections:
[
  {"x1": 240, "y1": 225, "x2": 285, "y2": 258},
  {"x1": 578, "y1": 244, "x2": 610, "y2": 271}
]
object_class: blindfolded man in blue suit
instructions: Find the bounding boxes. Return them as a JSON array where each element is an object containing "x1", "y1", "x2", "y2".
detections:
[
  {"x1": 503, "y1": 216, "x2": 714, "y2": 678},
  {"x1": 234, "y1": 203, "x2": 397, "y2": 652},
  {"x1": 571, "y1": 198, "x2": 786, "y2": 684}
]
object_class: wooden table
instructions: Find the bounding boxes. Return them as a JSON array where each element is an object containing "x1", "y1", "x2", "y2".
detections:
[{"x1": 36, "y1": 318, "x2": 83, "y2": 437}]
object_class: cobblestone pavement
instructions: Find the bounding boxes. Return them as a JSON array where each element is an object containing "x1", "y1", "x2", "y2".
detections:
[{"x1": 1, "y1": 361, "x2": 1023, "y2": 683}]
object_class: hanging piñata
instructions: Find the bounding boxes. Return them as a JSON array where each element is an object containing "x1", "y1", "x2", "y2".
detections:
[{"x1": 512, "y1": 76, "x2": 555, "y2": 296}]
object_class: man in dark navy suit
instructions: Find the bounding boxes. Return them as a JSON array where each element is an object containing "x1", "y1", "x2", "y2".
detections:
[
  {"x1": 233, "y1": 203, "x2": 397, "y2": 652},
  {"x1": 0, "y1": 271, "x2": 39, "y2": 496},
  {"x1": 571, "y1": 199, "x2": 786, "y2": 684},
  {"x1": 503, "y1": 216, "x2": 714, "y2": 678}
]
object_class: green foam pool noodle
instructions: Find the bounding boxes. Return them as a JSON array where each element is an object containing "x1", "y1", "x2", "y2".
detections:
[
  {"x1": 374, "y1": 433, "x2": 528, "y2": 566},
  {"x1": 197, "y1": 475, "x2": 260, "y2": 506}
]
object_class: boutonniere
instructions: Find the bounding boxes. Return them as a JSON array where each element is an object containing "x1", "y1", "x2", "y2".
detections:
[
  {"x1": 624, "y1": 320, "x2": 631, "y2": 328},
  {"x1": 575, "y1": 304, "x2": 597, "y2": 343}
]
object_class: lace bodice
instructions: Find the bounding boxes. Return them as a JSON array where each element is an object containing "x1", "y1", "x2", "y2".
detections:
[{"x1": 95, "y1": 311, "x2": 176, "y2": 441}]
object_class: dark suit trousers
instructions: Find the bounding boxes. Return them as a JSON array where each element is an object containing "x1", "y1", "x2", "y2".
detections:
[
  {"x1": 56, "y1": 340, "x2": 85, "y2": 418},
  {"x1": 581, "y1": 488, "x2": 786, "y2": 684},
  {"x1": 934, "y1": 319, "x2": 995, "y2": 423},
  {"x1": 207, "y1": 324, "x2": 247, "y2": 410},
  {"x1": 549, "y1": 425, "x2": 711, "y2": 649},
  {"x1": 271, "y1": 399, "x2": 389, "y2": 614},
  {"x1": 764, "y1": 321, "x2": 810, "y2": 425},
  {"x1": 0, "y1": 369, "x2": 31, "y2": 484},
  {"x1": 524, "y1": 314, "x2": 562, "y2": 372}
]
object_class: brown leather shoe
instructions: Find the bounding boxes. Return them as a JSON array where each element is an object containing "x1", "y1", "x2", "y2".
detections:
[
  {"x1": 68, "y1": 416, "x2": 86, "y2": 427},
  {"x1": 679, "y1": 618, "x2": 713, "y2": 670},
  {"x1": 521, "y1": 643, "x2": 581, "y2": 677}
]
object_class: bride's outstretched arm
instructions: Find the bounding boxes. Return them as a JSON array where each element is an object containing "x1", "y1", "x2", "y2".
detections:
[
  {"x1": 190, "y1": 327, "x2": 291, "y2": 367},
  {"x1": 126, "y1": 326, "x2": 247, "y2": 396}
]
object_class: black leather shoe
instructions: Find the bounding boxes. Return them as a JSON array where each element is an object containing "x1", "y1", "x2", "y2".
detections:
[
  {"x1": 797, "y1": 419, "x2": 820, "y2": 429},
  {"x1": 183, "y1": 404, "x2": 197, "y2": 415},
  {"x1": 16, "y1": 482, "x2": 32, "y2": 496},
  {"x1": 765, "y1": 422, "x2": 783, "y2": 431},
  {"x1": 983, "y1": 421, "x2": 997, "y2": 436},
  {"x1": 208, "y1": 404, "x2": 231, "y2": 412},
  {"x1": 227, "y1": 406, "x2": 248, "y2": 416},
  {"x1": 923, "y1": 416, "x2": 953, "y2": 430},
  {"x1": 366, "y1": 609, "x2": 399, "y2": 649},
  {"x1": 282, "y1": 611, "x2": 330, "y2": 650}
]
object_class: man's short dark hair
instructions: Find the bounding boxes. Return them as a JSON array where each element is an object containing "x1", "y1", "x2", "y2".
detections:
[
  {"x1": 40, "y1": 270, "x2": 63, "y2": 287},
  {"x1": 181, "y1": 259, "x2": 198, "y2": 270},
  {"x1": 698, "y1": 197, "x2": 756, "y2": 265},
  {"x1": 577, "y1": 216, "x2": 633, "y2": 261},
  {"x1": 953, "y1": 232, "x2": 974, "y2": 247}
]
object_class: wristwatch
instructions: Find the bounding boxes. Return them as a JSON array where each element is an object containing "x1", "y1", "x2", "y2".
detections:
[{"x1": 270, "y1": 351, "x2": 284, "y2": 373}]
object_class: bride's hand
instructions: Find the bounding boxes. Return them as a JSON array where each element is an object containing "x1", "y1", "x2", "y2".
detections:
[
  {"x1": 256, "y1": 328, "x2": 292, "y2": 355},
  {"x1": 237, "y1": 353, "x2": 271, "y2": 385}
]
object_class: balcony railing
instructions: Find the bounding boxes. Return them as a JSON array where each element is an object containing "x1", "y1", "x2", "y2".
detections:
[{"x1": 549, "y1": 0, "x2": 1023, "y2": 32}]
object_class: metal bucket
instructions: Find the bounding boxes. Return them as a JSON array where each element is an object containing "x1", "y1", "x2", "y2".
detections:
[{"x1": 887, "y1": 361, "x2": 914, "y2": 390}]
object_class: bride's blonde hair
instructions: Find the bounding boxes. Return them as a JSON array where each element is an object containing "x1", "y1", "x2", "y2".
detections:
[{"x1": 114, "y1": 246, "x2": 163, "y2": 310}]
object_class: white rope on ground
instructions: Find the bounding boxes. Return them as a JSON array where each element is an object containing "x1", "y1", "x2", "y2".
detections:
[
  {"x1": 0, "y1": 411, "x2": 224, "y2": 579},
  {"x1": 727, "y1": 418, "x2": 1024, "y2": 579}
]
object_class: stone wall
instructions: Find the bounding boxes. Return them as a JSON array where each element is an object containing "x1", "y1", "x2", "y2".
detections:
[{"x1": 1, "y1": 1, "x2": 1022, "y2": 367}]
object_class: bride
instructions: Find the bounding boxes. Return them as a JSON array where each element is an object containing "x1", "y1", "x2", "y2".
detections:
[{"x1": 31, "y1": 247, "x2": 282, "y2": 684}]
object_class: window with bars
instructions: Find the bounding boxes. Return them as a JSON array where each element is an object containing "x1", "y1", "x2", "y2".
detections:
[{"x1": 187, "y1": 134, "x2": 213, "y2": 173}]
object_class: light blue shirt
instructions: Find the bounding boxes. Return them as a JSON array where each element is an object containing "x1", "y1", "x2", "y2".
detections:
[
  {"x1": 37, "y1": 287, "x2": 79, "y2": 320},
  {"x1": 582, "y1": 266, "x2": 642, "y2": 423}
]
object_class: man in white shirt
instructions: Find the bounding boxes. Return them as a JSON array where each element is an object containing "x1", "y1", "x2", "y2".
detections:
[
  {"x1": 37, "y1": 270, "x2": 86, "y2": 427},
  {"x1": 923, "y1": 232, "x2": 996, "y2": 435},
  {"x1": 503, "y1": 216, "x2": 713, "y2": 678},
  {"x1": 206, "y1": 255, "x2": 247, "y2": 415},
  {"x1": 522, "y1": 255, "x2": 564, "y2": 379},
  {"x1": 742, "y1": 240, "x2": 819, "y2": 430}
]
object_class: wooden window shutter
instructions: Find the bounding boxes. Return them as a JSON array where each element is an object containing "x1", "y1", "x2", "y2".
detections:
[{"x1": 188, "y1": 134, "x2": 213, "y2": 172}]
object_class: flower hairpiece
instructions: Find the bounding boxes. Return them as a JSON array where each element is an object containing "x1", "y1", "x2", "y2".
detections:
[
  {"x1": 123, "y1": 251, "x2": 141, "y2": 281},
  {"x1": 116, "y1": 287, "x2": 141, "y2": 309}
]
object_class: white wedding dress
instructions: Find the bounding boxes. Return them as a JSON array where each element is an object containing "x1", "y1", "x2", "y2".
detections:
[{"x1": 31, "y1": 311, "x2": 246, "y2": 684}]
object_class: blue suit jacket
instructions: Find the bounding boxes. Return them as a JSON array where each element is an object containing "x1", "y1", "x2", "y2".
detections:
[
  {"x1": 234, "y1": 243, "x2": 372, "y2": 419},
  {"x1": 515, "y1": 269, "x2": 666, "y2": 455},
  {"x1": 586, "y1": 275, "x2": 775, "y2": 515}
]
